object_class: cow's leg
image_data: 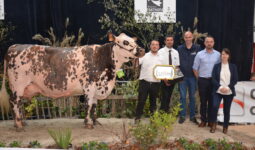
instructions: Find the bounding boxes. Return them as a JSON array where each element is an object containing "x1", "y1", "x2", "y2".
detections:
[
  {"x1": 10, "y1": 92, "x2": 24, "y2": 131},
  {"x1": 84, "y1": 102, "x2": 94, "y2": 129},
  {"x1": 83, "y1": 93, "x2": 95, "y2": 129},
  {"x1": 91, "y1": 102, "x2": 101, "y2": 126}
]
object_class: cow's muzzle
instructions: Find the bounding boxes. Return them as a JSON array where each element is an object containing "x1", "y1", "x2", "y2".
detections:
[{"x1": 135, "y1": 47, "x2": 145, "y2": 57}]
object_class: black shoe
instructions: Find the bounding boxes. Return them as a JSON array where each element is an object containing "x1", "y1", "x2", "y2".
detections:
[
  {"x1": 178, "y1": 117, "x2": 185, "y2": 124},
  {"x1": 190, "y1": 117, "x2": 198, "y2": 124}
]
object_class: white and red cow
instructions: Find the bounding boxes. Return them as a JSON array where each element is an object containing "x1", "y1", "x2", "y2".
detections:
[{"x1": 0, "y1": 33, "x2": 144, "y2": 130}]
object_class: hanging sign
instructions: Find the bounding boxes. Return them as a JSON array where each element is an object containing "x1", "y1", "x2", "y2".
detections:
[{"x1": 134, "y1": 0, "x2": 176, "y2": 23}]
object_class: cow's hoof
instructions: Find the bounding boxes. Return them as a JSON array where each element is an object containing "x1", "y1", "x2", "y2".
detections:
[
  {"x1": 93, "y1": 120, "x2": 102, "y2": 126},
  {"x1": 84, "y1": 124, "x2": 94, "y2": 129},
  {"x1": 22, "y1": 121, "x2": 28, "y2": 126},
  {"x1": 16, "y1": 128, "x2": 25, "y2": 132}
]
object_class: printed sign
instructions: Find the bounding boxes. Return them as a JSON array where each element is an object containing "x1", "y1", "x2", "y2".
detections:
[
  {"x1": 153, "y1": 65, "x2": 175, "y2": 80},
  {"x1": 134, "y1": 0, "x2": 176, "y2": 23},
  {"x1": 0, "y1": 0, "x2": 4, "y2": 20},
  {"x1": 147, "y1": 0, "x2": 163, "y2": 12}
]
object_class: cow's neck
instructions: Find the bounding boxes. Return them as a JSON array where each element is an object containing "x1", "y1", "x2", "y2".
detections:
[{"x1": 112, "y1": 45, "x2": 130, "y2": 70}]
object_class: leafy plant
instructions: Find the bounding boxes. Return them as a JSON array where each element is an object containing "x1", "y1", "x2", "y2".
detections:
[
  {"x1": 150, "y1": 105, "x2": 180, "y2": 144},
  {"x1": 32, "y1": 17, "x2": 84, "y2": 47},
  {"x1": 24, "y1": 97, "x2": 38, "y2": 118},
  {"x1": 9, "y1": 141, "x2": 21, "y2": 147},
  {"x1": 48, "y1": 128, "x2": 72, "y2": 149},
  {"x1": 130, "y1": 122, "x2": 158, "y2": 149},
  {"x1": 28, "y1": 140, "x2": 41, "y2": 148},
  {"x1": 177, "y1": 138, "x2": 203, "y2": 150},
  {"x1": 131, "y1": 102, "x2": 180, "y2": 149},
  {"x1": 81, "y1": 141, "x2": 109, "y2": 150},
  {"x1": 116, "y1": 80, "x2": 139, "y2": 99},
  {"x1": 203, "y1": 138, "x2": 217, "y2": 150},
  {"x1": 0, "y1": 21, "x2": 15, "y2": 54},
  {"x1": 0, "y1": 141, "x2": 6, "y2": 147}
]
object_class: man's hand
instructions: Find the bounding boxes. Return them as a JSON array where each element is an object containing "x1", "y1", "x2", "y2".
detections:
[
  {"x1": 163, "y1": 79, "x2": 171, "y2": 86},
  {"x1": 193, "y1": 70, "x2": 198, "y2": 79}
]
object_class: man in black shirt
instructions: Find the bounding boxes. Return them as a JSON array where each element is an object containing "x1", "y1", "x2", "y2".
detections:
[{"x1": 177, "y1": 31, "x2": 200, "y2": 124}]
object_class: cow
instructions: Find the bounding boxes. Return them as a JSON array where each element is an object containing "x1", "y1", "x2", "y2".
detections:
[{"x1": 0, "y1": 33, "x2": 144, "y2": 130}]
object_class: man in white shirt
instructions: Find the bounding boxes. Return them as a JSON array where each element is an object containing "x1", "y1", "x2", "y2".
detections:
[
  {"x1": 135, "y1": 40, "x2": 162, "y2": 122},
  {"x1": 158, "y1": 35, "x2": 180, "y2": 112}
]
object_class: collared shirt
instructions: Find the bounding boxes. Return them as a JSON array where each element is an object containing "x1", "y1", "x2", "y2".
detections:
[
  {"x1": 193, "y1": 49, "x2": 220, "y2": 78},
  {"x1": 158, "y1": 46, "x2": 180, "y2": 67},
  {"x1": 139, "y1": 51, "x2": 163, "y2": 82},
  {"x1": 177, "y1": 44, "x2": 201, "y2": 77}
]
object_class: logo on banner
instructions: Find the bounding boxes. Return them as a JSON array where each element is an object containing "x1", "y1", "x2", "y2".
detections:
[{"x1": 147, "y1": 0, "x2": 163, "y2": 12}]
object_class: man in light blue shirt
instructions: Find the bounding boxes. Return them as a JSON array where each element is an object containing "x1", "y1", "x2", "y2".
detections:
[{"x1": 193, "y1": 36, "x2": 220, "y2": 127}]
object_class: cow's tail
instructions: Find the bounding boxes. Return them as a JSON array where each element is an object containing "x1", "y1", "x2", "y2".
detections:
[{"x1": 0, "y1": 59, "x2": 10, "y2": 114}]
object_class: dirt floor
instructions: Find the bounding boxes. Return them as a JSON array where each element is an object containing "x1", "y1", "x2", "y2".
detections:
[{"x1": 0, "y1": 118, "x2": 255, "y2": 148}]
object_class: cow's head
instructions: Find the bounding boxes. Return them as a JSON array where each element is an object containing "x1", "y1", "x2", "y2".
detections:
[{"x1": 109, "y1": 33, "x2": 145, "y2": 60}]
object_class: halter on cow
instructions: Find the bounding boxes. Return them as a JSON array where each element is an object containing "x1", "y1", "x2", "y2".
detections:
[{"x1": 0, "y1": 33, "x2": 144, "y2": 130}]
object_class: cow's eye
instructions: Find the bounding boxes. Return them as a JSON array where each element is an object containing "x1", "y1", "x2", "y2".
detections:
[{"x1": 123, "y1": 40, "x2": 129, "y2": 46}]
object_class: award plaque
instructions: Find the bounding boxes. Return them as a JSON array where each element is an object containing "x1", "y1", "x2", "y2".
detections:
[{"x1": 153, "y1": 65, "x2": 184, "y2": 82}]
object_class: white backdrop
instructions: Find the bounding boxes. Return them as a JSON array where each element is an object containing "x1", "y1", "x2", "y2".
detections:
[{"x1": 134, "y1": 0, "x2": 176, "y2": 23}]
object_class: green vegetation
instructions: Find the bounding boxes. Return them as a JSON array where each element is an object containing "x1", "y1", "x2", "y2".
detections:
[
  {"x1": 9, "y1": 141, "x2": 21, "y2": 148},
  {"x1": 130, "y1": 103, "x2": 180, "y2": 149},
  {"x1": 28, "y1": 140, "x2": 41, "y2": 148},
  {"x1": 0, "y1": 141, "x2": 6, "y2": 147},
  {"x1": 81, "y1": 141, "x2": 109, "y2": 150},
  {"x1": 48, "y1": 128, "x2": 72, "y2": 149},
  {"x1": 32, "y1": 18, "x2": 84, "y2": 47}
]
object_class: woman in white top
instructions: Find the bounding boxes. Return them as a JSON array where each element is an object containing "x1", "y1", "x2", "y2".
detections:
[{"x1": 210, "y1": 48, "x2": 238, "y2": 134}]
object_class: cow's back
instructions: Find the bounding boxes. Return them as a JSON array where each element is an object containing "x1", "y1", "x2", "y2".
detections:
[{"x1": 5, "y1": 44, "x2": 85, "y2": 98}]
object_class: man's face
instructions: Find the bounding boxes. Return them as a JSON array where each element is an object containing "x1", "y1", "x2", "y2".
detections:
[
  {"x1": 184, "y1": 32, "x2": 193, "y2": 44},
  {"x1": 165, "y1": 37, "x2": 174, "y2": 48},
  {"x1": 204, "y1": 37, "x2": 214, "y2": 50},
  {"x1": 150, "y1": 40, "x2": 160, "y2": 53}
]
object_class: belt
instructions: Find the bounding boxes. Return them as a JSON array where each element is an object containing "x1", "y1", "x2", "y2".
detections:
[
  {"x1": 141, "y1": 80, "x2": 159, "y2": 84},
  {"x1": 199, "y1": 77, "x2": 212, "y2": 80}
]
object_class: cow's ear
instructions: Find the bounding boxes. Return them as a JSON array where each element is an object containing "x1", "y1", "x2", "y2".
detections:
[
  {"x1": 108, "y1": 33, "x2": 115, "y2": 42},
  {"x1": 132, "y1": 37, "x2": 137, "y2": 41}
]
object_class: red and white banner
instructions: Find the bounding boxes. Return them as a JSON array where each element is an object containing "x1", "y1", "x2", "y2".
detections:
[{"x1": 217, "y1": 81, "x2": 255, "y2": 123}]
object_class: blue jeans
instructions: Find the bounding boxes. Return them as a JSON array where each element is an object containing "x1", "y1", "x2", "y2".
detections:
[{"x1": 179, "y1": 77, "x2": 197, "y2": 119}]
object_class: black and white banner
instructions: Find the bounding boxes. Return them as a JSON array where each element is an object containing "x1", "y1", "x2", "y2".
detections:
[{"x1": 134, "y1": 0, "x2": 176, "y2": 23}]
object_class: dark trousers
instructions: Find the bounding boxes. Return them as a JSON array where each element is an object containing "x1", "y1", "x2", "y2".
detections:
[
  {"x1": 212, "y1": 93, "x2": 234, "y2": 128},
  {"x1": 160, "y1": 82, "x2": 176, "y2": 113},
  {"x1": 135, "y1": 80, "x2": 160, "y2": 119},
  {"x1": 198, "y1": 77, "x2": 213, "y2": 122}
]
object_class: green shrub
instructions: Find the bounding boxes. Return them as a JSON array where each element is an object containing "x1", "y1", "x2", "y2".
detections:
[
  {"x1": 28, "y1": 140, "x2": 41, "y2": 148},
  {"x1": 177, "y1": 137, "x2": 203, "y2": 150},
  {"x1": 48, "y1": 128, "x2": 72, "y2": 149},
  {"x1": 81, "y1": 141, "x2": 109, "y2": 150},
  {"x1": 131, "y1": 103, "x2": 180, "y2": 149},
  {"x1": 9, "y1": 141, "x2": 21, "y2": 147},
  {"x1": 130, "y1": 123, "x2": 157, "y2": 149},
  {"x1": 150, "y1": 104, "x2": 180, "y2": 144},
  {"x1": 203, "y1": 138, "x2": 217, "y2": 150},
  {"x1": 0, "y1": 141, "x2": 6, "y2": 147}
]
